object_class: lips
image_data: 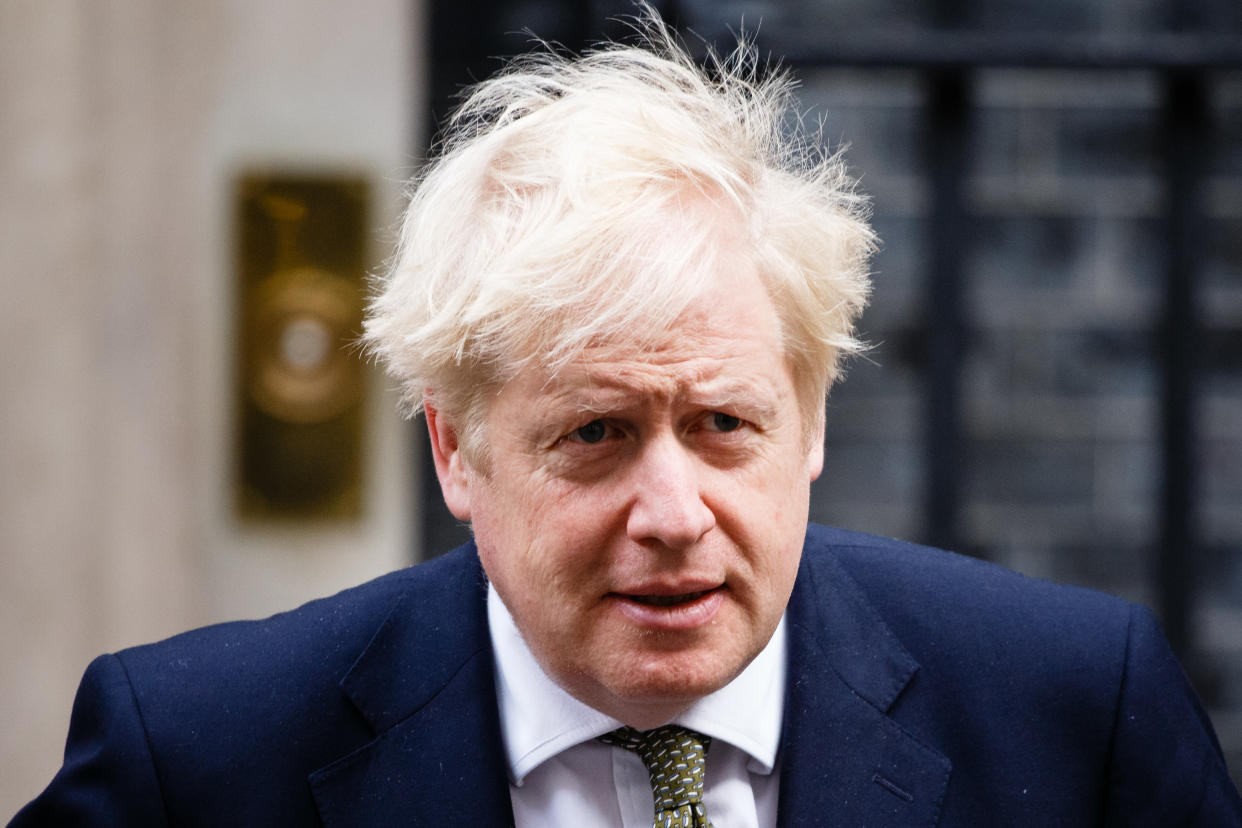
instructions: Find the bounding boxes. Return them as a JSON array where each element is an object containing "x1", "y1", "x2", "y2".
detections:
[
  {"x1": 608, "y1": 584, "x2": 726, "y2": 631},
  {"x1": 627, "y1": 589, "x2": 713, "y2": 607}
]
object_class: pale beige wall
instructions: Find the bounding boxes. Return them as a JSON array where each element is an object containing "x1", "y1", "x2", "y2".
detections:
[{"x1": 0, "y1": 0, "x2": 423, "y2": 816}]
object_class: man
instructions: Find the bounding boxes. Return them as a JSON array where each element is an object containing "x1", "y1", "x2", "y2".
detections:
[{"x1": 12, "y1": 13, "x2": 1241, "y2": 828}]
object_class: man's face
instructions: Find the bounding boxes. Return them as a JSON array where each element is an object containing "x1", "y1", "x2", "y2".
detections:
[{"x1": 429, "y1": 262, "x2": 823, "y2": 728}]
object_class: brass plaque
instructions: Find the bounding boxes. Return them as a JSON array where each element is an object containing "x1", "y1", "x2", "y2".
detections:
[{"x1": 234, "y1": 174, "x2": 370, "y2": 521}]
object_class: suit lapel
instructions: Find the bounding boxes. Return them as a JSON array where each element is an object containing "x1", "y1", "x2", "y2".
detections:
[
  {"x1": 308, "y1": 546, "x2": 516, "y2": 827},
  {"x1": 304, "y1": 533, "x2": 951, "y2": 826},
  {"x1": 777, "y1": 537, "x2": 952, "y2": 827}
]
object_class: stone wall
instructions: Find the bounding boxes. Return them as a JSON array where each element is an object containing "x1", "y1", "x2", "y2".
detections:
[{"x1": 0, "y1": 1, "x2": 420, "y2": 816}]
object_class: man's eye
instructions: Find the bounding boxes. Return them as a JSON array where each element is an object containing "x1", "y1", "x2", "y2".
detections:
[
  {"x1": 571, "y1": 420, "x2": 609, "y2": 444},
  {"x1": 709, "y1": 412, "x2": 742, "y2": 432}
]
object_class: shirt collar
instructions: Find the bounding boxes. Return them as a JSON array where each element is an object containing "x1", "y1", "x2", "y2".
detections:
[{"x1": 487, "y1": 583, "x2": 786, "y2": 785}]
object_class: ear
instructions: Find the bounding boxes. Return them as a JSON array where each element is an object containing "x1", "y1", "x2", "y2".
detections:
[
  {"x1": 424, "y1": 398, "x2": 474, "y2": 521},
  {"x1": 806, "y1": 408, "x2": 825, "y2": 483}
]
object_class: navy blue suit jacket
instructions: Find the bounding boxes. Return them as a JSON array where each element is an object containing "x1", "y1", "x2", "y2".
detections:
[{"x1": 12, "y1": 525, "x2": 1241, "y2": 826}]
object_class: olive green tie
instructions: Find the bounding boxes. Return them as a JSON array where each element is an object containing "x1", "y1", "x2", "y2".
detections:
[{"x1": 599, "y1": 725, "x2": 715, "y2": 828}]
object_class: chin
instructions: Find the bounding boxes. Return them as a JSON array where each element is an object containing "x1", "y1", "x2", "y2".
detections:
[{"x1": 606, "y1": 650, "x2": 741, "y2": 706}]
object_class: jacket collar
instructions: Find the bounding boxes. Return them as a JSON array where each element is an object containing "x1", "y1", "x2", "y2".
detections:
[
  {"x1": 777, "y1": 526, "x2": 951, "y2": 826},
  {"x1": 308, "y1": 544, "x2": 516, "y2": 827},
  {"x1": 307, "y1": 529, "x2": 951, "y2": 826}
]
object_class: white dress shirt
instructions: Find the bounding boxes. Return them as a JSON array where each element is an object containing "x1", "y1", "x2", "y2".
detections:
[{"x1": 488, "y1": 585, "x2": 785, "y2": 827}]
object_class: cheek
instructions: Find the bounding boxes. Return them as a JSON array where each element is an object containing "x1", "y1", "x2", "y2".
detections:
[
  {"x1": 717, "y1": 455, "x2": 811, "y2": 529},
  {"x1": 468, "y1": 479, "x2": 539, "y2": 599},
  {"x1": 715, "y1": 460, "x2": 809, "y2": 595},
  {"x1": 473, "y1": 477, "x2": 610, "y2": 605}
]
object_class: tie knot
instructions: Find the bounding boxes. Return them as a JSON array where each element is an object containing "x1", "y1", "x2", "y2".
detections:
[{"x1": 599, "y1": 725, "x2": 713, "y2": 827}]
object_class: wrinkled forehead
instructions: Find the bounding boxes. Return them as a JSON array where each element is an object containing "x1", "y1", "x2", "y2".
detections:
[
  {"x1": 508, "y1": 262, "x2": 790, "y2": 395},
  {"x1": 496, "y1": 260, "x2": 786, "y2": 386}
]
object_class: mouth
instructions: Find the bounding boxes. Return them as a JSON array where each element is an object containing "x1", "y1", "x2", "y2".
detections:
[
  {"x1": 609, "y1": 584, "x2": 725, "y2": 630},
  {"x1": 625, "y1": 589, "x2": 715, "y2": 607}
]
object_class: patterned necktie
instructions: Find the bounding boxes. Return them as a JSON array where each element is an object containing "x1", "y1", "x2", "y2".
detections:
[{"x1": 599, "y1": 725, "x2": 715, "y2": 828}]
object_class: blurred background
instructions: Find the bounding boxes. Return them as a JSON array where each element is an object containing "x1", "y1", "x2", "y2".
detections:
[{"x1": 2, "y1": 0, "x2": 1239, "y2": 814}]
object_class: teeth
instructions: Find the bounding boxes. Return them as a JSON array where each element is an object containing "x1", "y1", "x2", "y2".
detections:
[{"x1": 631, "y1": 590, "x2": 708, "y2": 606}]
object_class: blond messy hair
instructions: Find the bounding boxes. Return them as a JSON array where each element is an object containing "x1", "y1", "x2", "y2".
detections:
[{"x1": 363, "y1": 9, "x2": 875, "y2": 465}]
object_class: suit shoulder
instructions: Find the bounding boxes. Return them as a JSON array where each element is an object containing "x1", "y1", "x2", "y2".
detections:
[
  {"x1": 797, "y1": 525, "x2": 1241, "y2": 820},
  {"x1": 119, "y1": 566, "x2": 408, "y2": 679},
  {"x1": 801, "y1": 523, "x2": 1137, "y2": 662},
  {"x1": 114, "y1": 545, "x2": 481, "y2": 708},
  {"x1": 71, "y1": 546, "x2": 485, "y2": 820}
]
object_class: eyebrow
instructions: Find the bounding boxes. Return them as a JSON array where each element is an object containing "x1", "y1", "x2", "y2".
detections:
[
  {"x1": 557, "y1": 377, "x2": 784, "y2": 422},
  {"x1": 691, "y1": 382, "x2": 783, "y2": 421}
]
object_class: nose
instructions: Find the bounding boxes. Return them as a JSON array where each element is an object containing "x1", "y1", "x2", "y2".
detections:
[{"x1": 625, "y1": 434, "x2": 716, "y2": 550}]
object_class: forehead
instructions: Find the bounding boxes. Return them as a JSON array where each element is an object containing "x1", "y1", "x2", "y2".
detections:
[
  {"x1": 537, "y1": 347, "x2": 787, "y2": 418},
  {"x1": 501, "y1": 267, "x2": 792, "y2": 410}
]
